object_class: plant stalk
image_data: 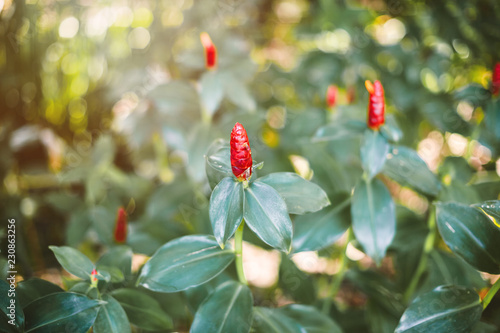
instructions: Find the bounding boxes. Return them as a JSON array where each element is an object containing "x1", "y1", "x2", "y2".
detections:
[
  {"x1": 235, "y1": 221, "x2": 248, "y2": 285},
  {"x1": 322, "y1": 227, "x2": 353, "y2": 315},
  {"x1": 403, "y1": 207, "x2": 436, "y2": 303},
  {"x1": 483, "y1": 276, "x2": 500, "y2": 310}
]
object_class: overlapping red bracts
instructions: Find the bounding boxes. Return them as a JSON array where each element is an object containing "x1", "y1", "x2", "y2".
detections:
[
  {"x1": 230, "y1": 123, "x2": 252, "y2": 181},
  {"x1": 200, "y1": 32, "x2": 217, "y2": 70},
  {"x1": 326, "y1": 85, "x2": 338, "y2": 109},
  {"x1": 365, "y1": 80, "x2": 385, "y2": 130},
  {"x1": 492, "y1": 62, "x2": 500, "y2": 96},
  {"x1": 114, "y1": 207, "x2": 127, "y2": 244}
]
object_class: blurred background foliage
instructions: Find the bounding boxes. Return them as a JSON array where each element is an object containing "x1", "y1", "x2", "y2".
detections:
[{"x1": 1, "y1": 0, "x2": 500, "y2": 331}]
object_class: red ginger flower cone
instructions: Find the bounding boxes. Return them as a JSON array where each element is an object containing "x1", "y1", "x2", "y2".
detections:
[
  {"x1": 230, "y1": 123, "x2": 252, "y2": 181},
  {"x1": 326, "y1": 85, "x2": 338, "y2": 109},
  {"x1": 365, "y1": 80, "x2": 385, "y2": 130},
  {"x1": 492, "y1": 62, "x2": 500, "y2": 96},
  {"x1": 200, "y1": 32, "x2": 217, "y2": 70},
  {"x1": 114, "y1": 207, "x2": 127, "y2": 244}
]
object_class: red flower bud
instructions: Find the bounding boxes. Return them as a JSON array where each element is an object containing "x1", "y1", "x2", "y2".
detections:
[
  {"x1": 91, "y1": 269, "x2": 98, "y2": 282},
  {"x1": 326, "y1": 85, "x2": 338, "y2": 109},
  {"x1": 492, "y1": 62, "x2": 500, "y2": 96},
  {"x1": 114, "y1": 207, "x2": 127, "y2": 244},
  {"x1": 200, "y1": 32, "x2": 217, "y2": 70},
  {"x1": 365, "y1": 80, "x2": 385, "y2": 130},
  {"x1": 230, "y1": 123, "x2": 252, "y2": 181}
]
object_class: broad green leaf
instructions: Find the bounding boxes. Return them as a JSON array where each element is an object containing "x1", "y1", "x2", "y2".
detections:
[
  {"x1": 278, "y1": 304, "x2": 343, "y2": 333},
  {"x1": 205, "y1": 139, "x2": 233, "y2": 189},
  {"x1": 94, "y1": 295, "x2": 130, "y2": 333},
  {"x1": 191, "y1": 281, "x2": 253, "y2": 333},
  {"x1": 49, "y1": 246, "x2": 94, "y2": 280},
  {"x1": 279, "y1": 255, "x2": 316, "y2": 304},
  {"x1": 484, "y1": 99, "x2": 500, "y2": 140},
  {"x1": 395, "y1": 285, "x2": 482, "y2": 333},
  {"x1": 137, "y1": 235, "x2": 235, "y2": 292},
  {"x1": 89, "y1": 206, "x2": 114, "y2": 245},
  {"x1": 224, "y1": 76, "x2": 256, "y2": 111},
  {"x1": 293, "y1": 195, "x2": 351, "y2": 252},
  {"x1": 379, "y1": 116, "x2": 403, "y2": 142},
  {"x1": 252, "y1": 307, "x2": 305, "y2": 333},
  {"x1": 257, "y1": 173, "x2": 330, "y2": 215},
  {"x1": 474, "y1": 200, "x2": 500, "y2": 226},
  {"x1": 243, "y1": 181, "x2": 293, "y2": 252},
  {"x1": 312, "y1": 120, "x2": 366, "y2": 142},
  {"x1": 0, "y1": 279, "x2": 24, "y2": 332},
  {"x1": 23, "y1": 293, "x2": 100, "y2": 333},
  {"x1": 187, "y1": 123, "x2": 214, "y2": 183},
  {"x1": 200, "y1": 71, "x2": 224, "y2": 117},
  {"x1": 110, "y1": 288, "x2": 173, "y2": 330},
  {"x1": 96, "y1": 266, "x2": 124, "y2": 283},
  {"x1": 147, "y1": 81, "x2": 200, "y2": 116},
  {"x1": 209, "y1": 177, "x2": 244, "y2": 247},
  {"x1": 439, "y1": 181, "x2": 481, "y2": 205},
  {"x1": 16, "y1": 278, "x2": 64, "y2": 308},
  {"x1": 438, "y1": 156, "x2": 475, "y2": 183},
  {"x1": 97, "y1": 245, "x2": 133, "y2": 278},
  {"x1": 367, "y1": 301, "x2": 399, "y2": 333},
  {"x1": 436, "y1": 202, "x2": 500, "y2": 273},
  {"x1": 383, "y1": 146, "x2": 441, "y2": 196},
  {"x1": 184, "y1": 273, "x2": 232, "y2": 313},
  {"x1": 360, "y1": 129, "x2": 389, "y2": 179},
  {"x1": 66, "y1": 210, "x2": 91, "y2": 247},
  {"x1": 351, "y1": 178, "x2": 396, "y2": 264}
]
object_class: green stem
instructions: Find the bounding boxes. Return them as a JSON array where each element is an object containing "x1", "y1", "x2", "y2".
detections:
[
  {"x1": 483, "y1": 277, "x2": 500, "y2": 310},
  {"x1": 235, "y1": 221, "x2": 247, "y2": 285},
  {"x1": 403, "y1": 207, "x2": 436, "y2": 303},
  {"x1": 322, "y1": 227, "x2": 353, "y2": 315}
]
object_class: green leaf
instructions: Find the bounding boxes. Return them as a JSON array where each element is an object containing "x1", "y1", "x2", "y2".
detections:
[
  {"x1": 96, "y1": 245, "x2": 133, "y2": 279},
  {"x1": 360, "y1": 129, "x2": 389, "y2": 179},
  {"x1": 257, "y1": 173, "x2": 330, "y2": 215},
  {"x1": 395, "y1": 285, "x2": 482, "y2": 333},
  {"x1": 474, "y1": 200, "x2": 500, "y2": 225},
  {"x1": 205, "y1": 139, "x2": 233, "y2": 189},
  {"x1": 484, "y1": 99, "x2": 500, "y2": 140},
  {"x1": 436, "y1": 202, "x2": 500, "y2": 273},
  {"x1": 244, "y1": 181, "x2": 293, "y2": 252},
  {"x1": 379, "y1": 116, "x2": 403, "y2": 142},
  {"x1": 278, "y1": 255, "x2": 316, "y2": 304},
  {"x1": 137, "y1": 235, "x2": 235, "y2": 292},
  {"x1": 24, "y1": 293, "x2": 100, "y2": 333},
  {"x1": 16, "y1": 278, "x2": 64, "y2": 308},
  {"x1": 383, "y1": 146, "x2": 441, "y2": 196},
  {"x1": 351, "y1": 178, "x2": 396, "y2": 264},
  {"x1": 191, "y1": 281, "x2": 253, "y2": 333},
  {"x1": 224, "y1": 76, "x2": 256, "y2": 111},
  {"x1": 49, "y1": 246, "x2": 94, "y2": 280},
  {"x1": 0, "y1": 279, "x2": 24, "y2": 332},
  {"x1": 278, "y1": 304, "x2": 343, "y2": 333},
  {"x1": 200, "y1": 71, "x2": 224, "y2": 117},
  {"x1": 94, "y1": 295, "x2": 130, "y2": 333},
  {"x1": 252, "y1": 307, "x2": 305, "y2": 333},
  {"x1": 292, "y1": 195, "x2": 351, "y2": 252},
  {"x1": 110, "y1": 288, "x2": 173, "y2": 330},
  {"x1": 209, "y1": 177, "x2": 244, "y2": 247},
  {"x1": 313, "y1": 120, "x2": 366, "y2": 142},
  {"x1": 96, "y1": 266, "x2": 124, "y2": 283}
]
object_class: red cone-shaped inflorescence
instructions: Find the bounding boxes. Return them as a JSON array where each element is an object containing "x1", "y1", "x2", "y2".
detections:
[
  {"x1": 114, "y1": 207, "x2": 127, "y2": 244},
  {"x1": 230, "y1": 122, "x2": 252, "y2": 181},
  {"x1": 365, "y1": 80, "x2": 385, "y2": 130},
  {"x1": 326, "y1": 85, "x2": 338, "y2": 109},
  {"x1": 492, "y1": 62, "x2": 500, "y2": 96},
  {"x1": 91, "y1": 269, "x2": 98, "y2": 283},
  {"x1": 200, "y1": 32, "x2": 217, "y2": 70}
]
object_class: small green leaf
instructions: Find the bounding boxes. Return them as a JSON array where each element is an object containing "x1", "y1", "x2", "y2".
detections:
[
  {"x1": 379, "y1": 116, "x2": 403, "y2": 142},
  {"x1": 278, "y1": 304, "x2": 343, "y2": 333},
  {"x1": 97, "y1": 245, "x2": 133, "y2": 279},
  {"x1": 0, "y1": 279, "x2": 24, "y2": 332},
  {"x1": 96, "y1": 266, "x2": 124, "y2": 283},
  {"x1": 257, "y1": 173, "x2": 330, "y2": 215},
  {"x1": 244, "y1": 181, "x2": 293, "y2": 252},
  {"x1": 292, "y1": 195, "x2": 351, "y2": 252},
  {"x1": 191, "y1": 281, "x2": 253, "y2": 333},
  {"x1": 16, "y1": 278, "x2": 64, "y2": 308},
  {"x1": 137, "y1": 235, "x2": 235, "y2": 292},
  {"x1": 279, "y1": 255, "x2": 316, "y2": 304},
  {"x1": 200, "y1": 71, "x2": 224, "y2": 117},
  {"x1": 24, "y1": 293, "x2": 100, "y2": 333},
  {"x1": 252, "y1": 307, "x2": 304, "y2": 333},
  {"x1": 94, "y1": 295, "x2": 130, "y2": 333},
  {"x1": 360, "y1": 129, "x2": 389, "y2": 179},
  {"x1": 436, "y1": 202, "x2": 500, "y2": 274},
  {"x1": 351, "y1": 178, "x2": 396, "y2": 264},
  {"x1": 224, "y1": 76, "x2": 256, "y2": 111},
  {"x1": 49, "y1": 246, "x2": 94, "y2": 280},
  {"x1": 209, "y1": 177, "x2": 244, "y2": 247},
  {"x1": 110, "y1": 288, "x2": 173, "y2": 330},
  {"x1": 313, "y1": 120, "x2": 366, "y2": 142},
  {"x1": 205, "y1": 139, "x2": 233, "y2": 189},
  {"x1": 383, "y1": 146, "x2": 441, "y2": 196},
  {"x1": 395, "y1": 285, "x2": 482, "y2": 333}
]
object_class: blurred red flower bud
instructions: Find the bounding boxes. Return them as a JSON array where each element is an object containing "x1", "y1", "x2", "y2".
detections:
[
  {"x1": 365, "y1": 80, "x2": 385, "y2": 130},
  {"x1": 200, "y1": 32, "x2": 217, "y2": 70},
  {"x1": 326, "y1": 85, "x2": 338, "y2": 109},
  {"x1": 492, "y1": 62, "x2": 500, "y2": 96},
  {"x1": 114, "y1": 207, "x2": 127, "y2": 244}
]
